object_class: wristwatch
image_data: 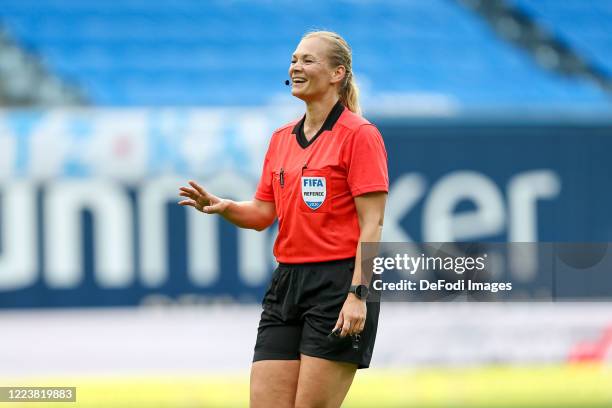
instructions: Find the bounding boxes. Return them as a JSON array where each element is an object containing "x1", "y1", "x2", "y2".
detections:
[{"x1": 349, "y1": 284, "x2": 369, "y2": 300}]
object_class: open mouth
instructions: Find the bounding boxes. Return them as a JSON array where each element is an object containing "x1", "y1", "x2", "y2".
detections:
[{"x1": 292, "y1": 78, "x2": 307, "y2": 84}]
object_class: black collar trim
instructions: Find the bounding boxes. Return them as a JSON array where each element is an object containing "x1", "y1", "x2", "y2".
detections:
[{"x1": 291, "y1": 100, "x2": 345, "y2": 149}]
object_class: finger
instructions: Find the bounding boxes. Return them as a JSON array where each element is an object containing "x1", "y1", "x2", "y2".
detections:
[
  {"x1": 180, "y1": 192, "x2": 206, "y2": 207},
  {"x1": 352, "y1": 318, "x2": 364, "y2": 335},
  {"x1": 179, "y1": 186, "x2": 196, "y2": 193},
  {"x1": 179, "y1": 191, "x2": 196, "y2": 199},
  {"x1": 340, "y1": 318, "x2": 352, "y2": 338},
  {"x1": 334, "y1": 312, "x2": 344, "y2": 332},
  {"x1": 178, "y1": 199, "x2": 197, "y2": 208},
  {"x1": 179, "y1": 187, "x2": 198, "y2": 197},
  {"x1": 358, "y1": 318, "x2": 366, "y2": 334},
  {"x1": 189, "y1": 181, "x2": 207, "y2": 197},
  {"x1": 348, "y1": 318, "x2": 360, "y2": 336},
  {"x1": 181, "y1": 188, "x2": 204, "y2": 202},
  {"x1": 202, "y1": 202, "x2": 224, "y2": 214}
]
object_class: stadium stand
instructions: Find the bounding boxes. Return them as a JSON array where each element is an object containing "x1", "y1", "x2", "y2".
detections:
[
  {"x1": 507, "y1": 0, "x2": 612, "y2": 74},
  {"x1": 0, "y1": 25, "x2": 82, "y2": 105},
  {"x1": 0, "y1": 0, "x2": 610, "y2": 108}
]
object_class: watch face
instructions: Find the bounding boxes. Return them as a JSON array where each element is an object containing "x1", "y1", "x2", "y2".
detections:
[{"x1": 357, "y1": 285, "x2": 369, "y2": 299}]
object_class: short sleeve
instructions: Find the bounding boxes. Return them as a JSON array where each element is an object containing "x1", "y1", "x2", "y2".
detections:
[
  {"x1": 254, "y1": 137, "x2": 275, "y2": 202},
  {"x1": 345, "y1": 124, "x2": 389, "y2": 197}
]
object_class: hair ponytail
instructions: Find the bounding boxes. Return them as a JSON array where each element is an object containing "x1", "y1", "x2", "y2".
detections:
[
  {"x1": 341, "y1": 71, "x2": 361, "y2": 116},
  {"x1": 303, "y1": 30, "x2": 362, "y2": 116}
]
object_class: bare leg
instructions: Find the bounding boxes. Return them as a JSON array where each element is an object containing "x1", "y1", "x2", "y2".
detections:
[
  {"x1": 294, "y1": 354, "x2": 357, "y2": 408},
  {"x1": 250, "y1": 360, "x2": 301, "y2": 408}
]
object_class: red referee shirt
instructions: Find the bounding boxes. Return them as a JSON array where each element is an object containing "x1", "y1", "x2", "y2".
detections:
[{"x1": 255, "y1": 101, "x2": 389, "y2": 263}]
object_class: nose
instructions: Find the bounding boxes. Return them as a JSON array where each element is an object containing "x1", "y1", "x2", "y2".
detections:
[{"x1": 290, "y1": 61, "x2": 304, "y2": 75}]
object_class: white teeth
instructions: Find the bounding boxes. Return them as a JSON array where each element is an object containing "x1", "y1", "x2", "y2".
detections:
[{"x1": 293, "y1": 78, "x2": 306, "y2": 83}]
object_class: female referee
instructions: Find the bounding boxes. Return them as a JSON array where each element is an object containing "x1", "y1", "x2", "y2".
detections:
[{"x1": 178, "y1": 30, "x2": 388, "y2": 408}]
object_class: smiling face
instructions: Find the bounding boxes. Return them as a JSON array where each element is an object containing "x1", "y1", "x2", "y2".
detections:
[{"x1": 289, "y1": 36, "x2": 345, "y2": 102}]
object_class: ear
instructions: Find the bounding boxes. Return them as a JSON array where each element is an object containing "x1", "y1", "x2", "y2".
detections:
[{"x1": 330, "y1": 65, "x2": 347, "y2": 85}]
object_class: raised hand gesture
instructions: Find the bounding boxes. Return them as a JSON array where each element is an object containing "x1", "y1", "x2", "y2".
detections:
[{"x1": 178, "y1": 180, "x2": 229, "y2": 214}]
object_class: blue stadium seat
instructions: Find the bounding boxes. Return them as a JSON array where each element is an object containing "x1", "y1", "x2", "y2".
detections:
[
  {"x1": 0, "y1": 0, "x2": 610, "y2": 108},
  {"x1": 508, "y1": 0, "x2": 612, "y2": 74}
]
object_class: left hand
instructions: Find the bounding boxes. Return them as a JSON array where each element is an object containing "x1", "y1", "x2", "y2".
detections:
[{"x1": 334, "y1": 293, "x2": 367, "y2": 337}]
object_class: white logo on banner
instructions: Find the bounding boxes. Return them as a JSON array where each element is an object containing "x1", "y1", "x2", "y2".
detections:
[{"x1": 301, "y1": 177, "x2": 326, "y2": 210}]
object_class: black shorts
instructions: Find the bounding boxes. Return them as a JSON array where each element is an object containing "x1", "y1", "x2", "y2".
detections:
[{"x1": 253, "y1": 257, "x2": 380, "y2": 369}]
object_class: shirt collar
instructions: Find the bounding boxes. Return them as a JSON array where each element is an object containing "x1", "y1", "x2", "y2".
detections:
[{"x1": 291, "y1": 100, "x2": 345, "y2": 148}]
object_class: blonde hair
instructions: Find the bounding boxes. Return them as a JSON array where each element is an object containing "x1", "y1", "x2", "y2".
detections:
[{"x1": 302, "y1": 30, "x2": 361, "y2": 115}]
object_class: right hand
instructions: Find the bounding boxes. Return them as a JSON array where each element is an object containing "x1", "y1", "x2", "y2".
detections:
[{"x1": 178, "y1": 180, "x2": 230, "y2": 214}]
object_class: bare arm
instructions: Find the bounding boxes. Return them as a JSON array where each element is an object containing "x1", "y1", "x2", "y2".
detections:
[
  {"x1": 352, "y1": 191, "x2": 387, "y2": 285},
  {"x1": 178, "y1": 180, "x2": 276, "y2": 231},
  {"x1": 335, "y1": 191, "x2": 387, "y2": 337}
]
